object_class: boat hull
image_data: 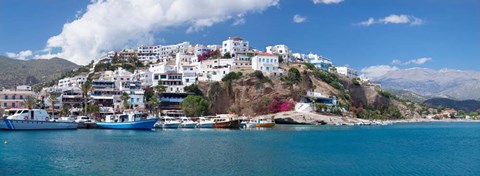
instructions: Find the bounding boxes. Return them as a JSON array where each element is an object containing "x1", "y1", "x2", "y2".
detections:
[
  {"x1": 213, "y1": 120, "x2": 240, "y2": 129},
  {"x1": 156, "y1": 123, "x2": 181, "y2": 129},
  {"x1": 198, "y1": 122, "x2": 214, "y2": 128},
  {"x1": 96, "y1": 119, "x2": 157, "y2": 130},
  {"x1": 256, "y1": 123, "x2": 275, "y2": 127},
  {"x1": 0, "y1": 119, "x2": 78, "y2": 130},
  {"x1": 181, "y1": 123, "x2": 197, "y2": 128}
]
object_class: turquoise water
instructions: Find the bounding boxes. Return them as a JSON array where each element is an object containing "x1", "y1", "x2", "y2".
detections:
[{"x1": 1, "y1": 123, "x2": 480, "y2": 176}]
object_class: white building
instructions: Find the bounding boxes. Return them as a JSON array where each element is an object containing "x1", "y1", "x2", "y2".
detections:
[
  {"x1": 293, "y1": 53, "x2": 333, "y2": 70},
  {"x1": 137, "y1": 42, "x2": 190, "y2": 62},
  {"x1": 266, "y1": 44, "x2": 291, "y2": 62},
  {"x1": 222, "y1": 37, "x2": 249, "y2": 57},
  {"x1": 112, "y1": 67, "x2": 133, "y2": 89},
  {"x1": 132, "y1": 69, "x2": 154, "y2": 87},
  {"x1": 232, "y1": 55, "x2": 252, "y2": 69},
  {"x1": 0, "y1": 86, "x2": 35, "y2": 109},
  {"x1": 336, "y1": 66, "x2": 358, "y2": 78},
  {"x1": 57, "y1": 75, "x2": 87, "y2": 89},
  {"x1": 175, "y1": 53, "x2": 198, "y2": 68},
  {"x1": 121, "y1": 81, "x2": 145, "y2": 109},
  {"x1": 197, "y1": 59, "x2": 233, "y2": 81},
  {"x1": 178, "y1": 65, "x2": 198, "y2": 86},
  {"x1": 251, "y1": 52, "x2": 283, "y2": 76}
]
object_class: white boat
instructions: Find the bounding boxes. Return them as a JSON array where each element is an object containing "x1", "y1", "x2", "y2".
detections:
[
  {"x1": 197, "y1": 116, "x2": 215, "y2": 128},
  {"x1": 179, "y1": 117, "x2": 197, "y2": 128},
  {"x1": 155, "y1": 116, "x2": 181, "y2": 128},
  {"x1": 97, "y1": 112, "x2": 157, "y2": 130},
  {"x1": 240, "y1": 119, "x2": 256, "y2": 128},
  {"x1": 0, "y1": 109, "x2": 78, "y2": 130}
]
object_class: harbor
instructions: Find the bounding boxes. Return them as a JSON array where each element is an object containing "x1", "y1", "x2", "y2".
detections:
[{"x1": 2, "y1": 122, "x2": 480, "y2": 176}]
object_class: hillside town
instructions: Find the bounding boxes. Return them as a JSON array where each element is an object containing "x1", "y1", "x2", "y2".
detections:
[{"x1": 1, "y1": 37, "x2": 471, "y2": 122}]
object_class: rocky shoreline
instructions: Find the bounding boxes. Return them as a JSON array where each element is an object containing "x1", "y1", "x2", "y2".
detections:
[{"x1": 272, "y1": 111, "x2": 480, "y2": 125}]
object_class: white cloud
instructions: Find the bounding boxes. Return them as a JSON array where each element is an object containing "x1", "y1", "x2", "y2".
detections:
[
  {"x1": 232, "y1": 14, "x2": 246, "y2": 26},
  {"x1": 405, "y1": 57, "x2": 432, "y2": 65},
  {"x1": 5, "y1": 50, "x2": 33, "y2": 60},
  {"x1": 392, "y1": 57, "x2": 432, "y2": 65},
  {"x1": 356, "y1": 14, "x2": 424, "y2": 26},
  {"x1": 360, "y1": 65, "x2": 399, "y2": 79},
  {"x1": 312, "y1": 0, "x2": 344, "y2": 4},
  {"x1": 391, "y1": 59, "x2": 402, "y2": 65},
  {"x1": 36, "y1": 0, "x2": 279, "y2": 65},
  {"x1": 293, "y1": 14, "x2": 307, "y2": 23}
]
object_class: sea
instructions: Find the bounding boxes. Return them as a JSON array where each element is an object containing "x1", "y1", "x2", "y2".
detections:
[{"x1": 1, "y1": 122, "x2": 479, "y2": 176}]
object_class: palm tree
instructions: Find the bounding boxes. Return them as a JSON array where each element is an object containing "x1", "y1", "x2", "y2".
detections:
[
  {"x1": 81, "y1": 81, "x2": 92, "y2": 115},
  {"x1": 48, "y1": 94, "x2": 59, "y2": 118},
  {"x1": 23, "y1": 96, "x2": 37, "y2": 109},
  {"x1": 147, "y1": 95, "x2": 159, "y2": 116},
  {"x1": 120, "y1": 92, "x2": 131, "y2": 111}
]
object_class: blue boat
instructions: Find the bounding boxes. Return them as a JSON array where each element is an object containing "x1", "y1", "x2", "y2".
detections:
[{"x1": 96, "y1": 112, "x2": 157, "y2": 130}]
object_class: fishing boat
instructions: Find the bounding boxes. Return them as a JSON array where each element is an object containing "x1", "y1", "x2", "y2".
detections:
[
  {"x1": 0, "y1": 109, "x2": 77, "y2": 130},
  {"x1": 179, "y1": 117, "x2": 197, "y2": 128},
  {"x1": 197, "y1": 116, "x2": 215, "y2": 128},
  {"x1": 255, "y1": 116, "x2": 275, "y2": 127},
  {"x1": 155, "y1": 110, "x2": 186, "y2": 128},
  {"x1": 96, "y1": 112, "x2": 156, "y2": 130},
  {"x1": 212, "y1": 114, "x2": 240, "y2": 129}
]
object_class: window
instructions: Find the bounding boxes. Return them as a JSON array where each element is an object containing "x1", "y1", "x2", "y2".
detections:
[
  {"x1": 130, "y1": 98, "x2": 134, "y2": 103},
  {"x1": 160, "y1": 75, "x2": 167, "y2": 79},
  {"x1": 154, "y1": 75, "x2": 159, "y2": 80},
  {"x1": 3, "y1": 103, "x2": 6, "y2": 107},
  {"x1": 12, "y1": 103, "x2": 15, "y2": 108},
  {"x1": 19, "y1": 95, "x2": 23, "y2": 99},
  {"x1": 137, "y1": 98, "x2": 140, "y2": 102},
  {"x1": 186, "y1": 79, "x2": 189, "y2": 83},
  {"x1": 12, "y1": 95, "x2": 15, "y2": 99}
]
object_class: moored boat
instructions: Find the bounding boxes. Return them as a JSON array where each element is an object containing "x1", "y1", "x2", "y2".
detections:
[
  {"x1": 0, "y1": 109, "x2": 78, "y2": 130},
  {"x1": 212, "y1": 114, "x2": 240, "y2": 129},
  {"x1": 240, "y1": 119, "x2": 256, "y2": 128},
  {"x1": 96, "y1": 112, "x2": 156, "y2": 130},
  {"x1": 255, "y1": 116, "x2": 275, "y2": 127},
  {"x1": 155, "y1": 110, "x2": 184, "y2": 128},
  {"x1": 179, "y1": 117, "x2": 197, "y2": 128},
  {"x1": 197, "y1": 116, "x2": 215, "y2": 128}
]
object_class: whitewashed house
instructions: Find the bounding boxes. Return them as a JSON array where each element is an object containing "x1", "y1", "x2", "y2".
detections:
[
  {"x1": 197, "y1": 59, "x2": 233, "y2": 81},
  {"x1": 222, "y1": 37, "x2": 249, "y2": 57},
  {"x1": 266, "y1": 44, "x2": 292, "y2": 62},
  {"x1": 251, "y1": 52, "x2": 283, "y2": 76},
  {"x1": 336, "y1": 66, "x2": 358, "y2": 78}
]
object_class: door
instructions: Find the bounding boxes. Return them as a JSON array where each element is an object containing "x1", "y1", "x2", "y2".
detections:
[{"x1": 30, "y1": 110, "x2": 34, "y2": 120}]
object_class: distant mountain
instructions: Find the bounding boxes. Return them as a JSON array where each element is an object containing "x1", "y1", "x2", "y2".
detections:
[
  {"x1": 424, "y1": 98, "x2": 480, "y2": 112},
  {"x1": 373, "y1": 68, "x2": 480, "y2": 100},
  {"x1": 386, "y1": 89, "x2": 432, "y2": 103},
  {"x1": 0, "y1": 56, "x2": 79, "y2": 89}
]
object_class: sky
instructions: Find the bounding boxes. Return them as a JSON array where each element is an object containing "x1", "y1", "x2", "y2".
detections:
[{"x1": 1, "y1": 0, "x2": 479, "y2": 78}]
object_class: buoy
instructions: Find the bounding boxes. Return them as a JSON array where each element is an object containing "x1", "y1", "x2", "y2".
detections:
[{"x1": 3, "y1": 140, "x2": 7, "y2": 144}]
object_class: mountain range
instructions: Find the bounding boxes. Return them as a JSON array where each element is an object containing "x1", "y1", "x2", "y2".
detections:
[
  {"x1": 0, "y1": 56, "x2": 79, "y2": 89},
  {"x1": 373, "y1": 68, "x2": 480, "y2": 101}
]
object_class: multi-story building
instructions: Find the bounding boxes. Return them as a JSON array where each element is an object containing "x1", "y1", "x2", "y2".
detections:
[
  {"x1": 132, "y1": 69, "x2": 153, "y2": 87},
  {"x1": 90, "y1": 80, "x2": 120, "y2": 112},
  {"x1": 57, "y1": 75, "x2": 87, "y2": 89},
  {"x1": 222, "y1": 37, "x2": 249, "y2": 57},
  {"x1": 293, "y1": 53, "x2": 333, "y2": 71},
  {"x1": 121, "y1": 81, "x2": 145, "y2": 109},
  {"x1": 112, "y1": 67, "x2": 133, "y2": 88},
  {"x1": 232, "y1": 55, "x2": 252, "y2": 69},
  {"x1": 116, "y1": 49, "x2": 137, "y2": 61},
  {"x1": 197, "y1": 59, "x2": 233, "y2": 81},
  {"x1": 0, "y1": 85, "x2": 34, "y2": 109},
  {"x1": 336, "y1": 66, "x2": 358, "y2": 78},
  {"x1": 178, "y1": 65, "x2": 197, "y2": 86},
  {"x1": 152, "y1": 72, "x2": 184, "y2": 93},
  {"x1": 266, "y1": 44, "x2": 291, "y2": 62},
  {"x1": 251, "y1": 52, "x2": 283, "y2": 76},
  {"x1": 61, "y1": 88, "x2": 83, "y2": 109},
  {"x1": 137, "y1": 42, "x2": 190, "y2": 62}
]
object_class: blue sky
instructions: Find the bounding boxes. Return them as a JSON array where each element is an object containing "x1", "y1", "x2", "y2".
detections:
[{"x1": 1, "y1": 0, "x2": 479, "y2": 73}]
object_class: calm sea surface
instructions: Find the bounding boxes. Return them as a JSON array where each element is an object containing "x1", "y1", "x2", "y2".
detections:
[{"x1": 1, "y1": 122, "x2": 480, "y2": 176}]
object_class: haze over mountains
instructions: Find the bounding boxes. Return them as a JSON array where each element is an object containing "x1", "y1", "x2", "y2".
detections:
[
  {"x1": 0, "y1": 56, "x2": 79, "y2": 89},
  {"x1": 372, "y1": 68, "x2": 480, "y2": 101}
]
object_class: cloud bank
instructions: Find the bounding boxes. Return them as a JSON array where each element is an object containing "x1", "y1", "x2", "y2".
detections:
[
  {"x1": 6, "y1": 50, "x2": 33, "y2": 60},
  {"x1": 35, "y1": 0, "x2": 279, "y2": 65},
  {"x1": 391, "y1": 57, "x2": 432, "y2": 65},
  {"x1": 356, "y1": 14, "x2": 424, "y2": 26}
]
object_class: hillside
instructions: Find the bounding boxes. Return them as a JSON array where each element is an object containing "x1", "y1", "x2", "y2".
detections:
[
  {"x1": 196, "y1": 64, "x2": 423, "y2": 120},
  {"x1": 424, "y1": 98, "x2": 480, "y2": 113},
  {"x1": 374, "y1": 68, "x2": 480, "y2": 100},
  {"x1": 0, "y1": 56, "x2": 79, "y2": 89}
]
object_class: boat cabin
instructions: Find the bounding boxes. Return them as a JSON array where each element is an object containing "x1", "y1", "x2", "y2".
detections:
[{"x1": 5, "y1": 109, "x2": 51, "y2": 121}]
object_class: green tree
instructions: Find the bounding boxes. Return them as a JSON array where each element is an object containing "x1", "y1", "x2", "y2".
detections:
[
  {"x1": 120, "y1": 92, "x2": 131, "y2": 110},
  {"x1": 147, "y1": 95, "x2": 160, "y2": 116},
  {"x1": 81, "y1": 81, "x2": 92, "y2": 115},
  {"x1": 22, "y1": 96, "x2": 37, "y2": 109},
  {"x1": 223, "y1": 52, "x2": 232, "y2": 58},
  {"x1": 184, "y1": 84, "x2": 204, "y2": 96},
  {"x1": 180, "y1": 95, "x2": 209, "y2": 117},
  {"x1": 48, "y1": 95, "x2": 59, "y2": 118},
  {"x1": 87, "y1": 104, "x2": 100, "y2": 119},
  {"x1": 61, "y1": 104, "x2": 71, "y2": 117},
  {"x1": 285, "y1": 67, "x2": 302, "y2": 84}
]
